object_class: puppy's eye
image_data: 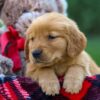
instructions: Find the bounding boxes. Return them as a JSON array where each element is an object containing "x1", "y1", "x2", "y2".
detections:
[
  {"x1": 30, "y1": 37, "x2": 34, "y2": 41},
  {"x1": 48, "y1": 35, "x2": 57, "y2": 40}
]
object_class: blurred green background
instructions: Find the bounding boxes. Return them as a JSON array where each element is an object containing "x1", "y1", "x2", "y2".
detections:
[{"x1": 67, "y1": 0, "x2": 100, "y2": 66}]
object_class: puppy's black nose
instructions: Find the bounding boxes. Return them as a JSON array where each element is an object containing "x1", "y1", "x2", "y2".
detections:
[{"x1": 32, "y1": 49, "x2": 42, "y2": 59}]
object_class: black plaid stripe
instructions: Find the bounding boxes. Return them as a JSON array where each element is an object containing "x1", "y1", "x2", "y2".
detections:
[{"x1": 9, "y1": 80, "x2": 25, "y2": 100}]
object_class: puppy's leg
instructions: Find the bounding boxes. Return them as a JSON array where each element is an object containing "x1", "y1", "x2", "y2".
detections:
[
  {"x1": 63, "y1": 65, "x2": 86, "y2": 94},
  {"x1": 38, "y1": 68, "x2": 60, "y2": 96}
]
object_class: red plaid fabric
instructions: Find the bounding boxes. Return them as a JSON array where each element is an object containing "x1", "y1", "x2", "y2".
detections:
[{"x1": 0, "y1": 75, "x2": 100, "y2": 100}]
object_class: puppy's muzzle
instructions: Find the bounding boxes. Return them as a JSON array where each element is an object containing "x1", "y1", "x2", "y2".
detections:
[{"x1": 32, "y1": 49, "x2": 42, "y2": 59}]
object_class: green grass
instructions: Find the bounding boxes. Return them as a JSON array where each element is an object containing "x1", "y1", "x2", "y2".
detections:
[{"x1": 86, "y1": 36, "x2": 100, "y2": 66}]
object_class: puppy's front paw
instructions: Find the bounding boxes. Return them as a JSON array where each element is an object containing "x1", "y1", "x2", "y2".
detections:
[
  {"x1": 63, "y1": 75, "x2": 83, "y2": 94},
  {"x1": 39, "y1": 78, "x2": 60, "y2": 96}
]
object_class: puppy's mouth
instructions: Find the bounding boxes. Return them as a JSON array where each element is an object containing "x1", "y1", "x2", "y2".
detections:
[
  {"x1": 35, "y1": 58, "x2": 50, "y2": 64},
  {"x1": 33, "y1": 56, "x2": 61, "y2": 67},
  {"x1": 33, "y1": 58, "x2": 55, "y2": 67},
  {"x1": 32, "y1": 52, "x2": 62, "y2": 66}
]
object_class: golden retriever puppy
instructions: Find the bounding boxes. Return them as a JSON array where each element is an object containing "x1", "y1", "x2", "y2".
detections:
[{"x1": 25, "y1": 12, "x2": 100, "y2": 95}]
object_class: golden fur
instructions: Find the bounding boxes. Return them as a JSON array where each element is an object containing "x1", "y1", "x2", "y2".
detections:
[{"x1": 25, "y1": 12, "x2": 100, "y2": 95}]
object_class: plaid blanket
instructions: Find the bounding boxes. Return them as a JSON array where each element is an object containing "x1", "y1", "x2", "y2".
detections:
[{"x1": 0, "y1": 75, "x2": 100, "y2": 100}]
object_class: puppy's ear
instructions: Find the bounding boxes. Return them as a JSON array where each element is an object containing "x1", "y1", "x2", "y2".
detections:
[
  {"x1": 24, "y1": 35, "x2": 29, "y2": 62},
  {"x1": 66, "y1": 23, "x2": 87, "y2": 58}
]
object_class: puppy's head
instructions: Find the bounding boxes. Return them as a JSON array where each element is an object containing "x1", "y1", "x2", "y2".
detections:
[{"x1": 25, "y1": 12, "x2": 87, "y2": 67}]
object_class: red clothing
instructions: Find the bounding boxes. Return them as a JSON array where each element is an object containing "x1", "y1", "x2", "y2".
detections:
[{"x1": 0, "y1": 26, "x2": 25, "y2": 72}]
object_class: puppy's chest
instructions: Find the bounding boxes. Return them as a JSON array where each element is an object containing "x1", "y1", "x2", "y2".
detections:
[{"x1": 53, "y1": 64, "x2": 68, "y2": 76}]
